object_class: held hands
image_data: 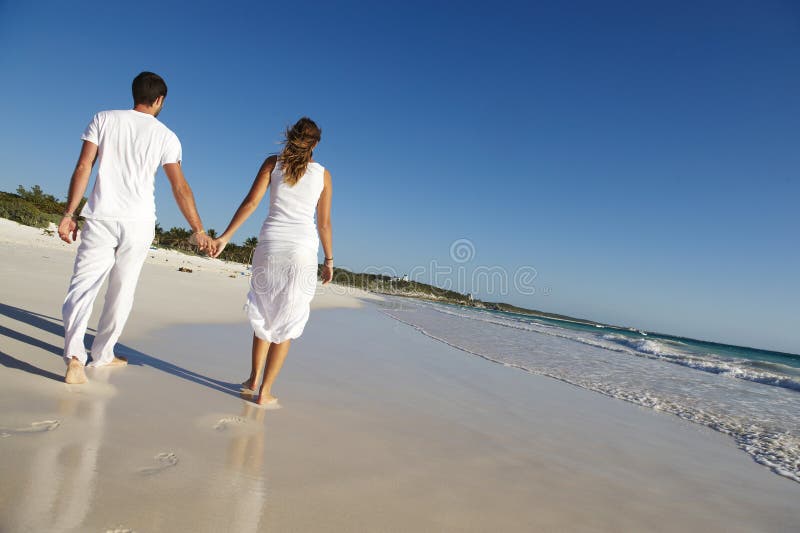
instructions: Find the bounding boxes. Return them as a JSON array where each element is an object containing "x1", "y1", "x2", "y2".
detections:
[
  {"x1": 58, "y1": 215, "x2": 78, "y2": 244},
  {"x1": 191, "y1": 231, "x2": 228, "y2": 259},
  {"x1": 210, "y1": 237, "x2": 229, "y2": 259},
  {"x1": 189, "y1": 230, "x2": 214, "y2": 255}
]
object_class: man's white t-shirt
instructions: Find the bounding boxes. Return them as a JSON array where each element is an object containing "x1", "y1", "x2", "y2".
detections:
[{"x1": 80, "y1": 109, "x2": 182, "y2": 222}]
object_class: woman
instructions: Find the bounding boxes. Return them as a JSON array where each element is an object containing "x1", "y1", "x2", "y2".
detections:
[{"x1": 212, "y1": 117, "x2": 333, "y2": 406}]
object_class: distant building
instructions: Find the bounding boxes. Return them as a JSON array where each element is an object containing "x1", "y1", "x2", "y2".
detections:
[
  {"x1": 467, "y1": 293, "x2": 474, "y2": 301},
  {"x1": 401, "y1": 274, "x2": 409, "y2": 282}
]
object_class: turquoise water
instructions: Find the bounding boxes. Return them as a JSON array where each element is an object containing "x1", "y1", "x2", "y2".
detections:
[
  {"x1": 376, "y1": 296, "x2": 800, "y2": 483},
  {"x1": 486, "y1": 306, "x2": 800, "y2": 389}
]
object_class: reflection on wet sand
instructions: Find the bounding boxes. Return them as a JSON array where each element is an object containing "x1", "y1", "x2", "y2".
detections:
[
  {"x1": 3, "y1": 372, "x2": 275, "y2": 531},
  {"x1": 219, "y1": 399, "x2": 270, "y2": 533},
  {"x1": 8, "y1": 393, "x2": 276, "y2": 532},
  {"x1": 9, "y1": 370, "x2": 116, "y2": 532}
]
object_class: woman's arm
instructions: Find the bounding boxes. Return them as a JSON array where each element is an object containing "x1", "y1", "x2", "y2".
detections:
[
  {"x1": 212, "y1": 155, "x2": 277, "y2": 258},
  {"x1": 317, "y1": 169, "x2": 333, "y2": 283}
]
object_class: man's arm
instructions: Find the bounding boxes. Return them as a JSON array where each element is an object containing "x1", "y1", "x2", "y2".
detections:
[
  {"x1": 162, "y1": 162, "x2": 211, "y2": 251},
  {"x1": 58, "y1": 140, "x2": 97, "y2": 244}
]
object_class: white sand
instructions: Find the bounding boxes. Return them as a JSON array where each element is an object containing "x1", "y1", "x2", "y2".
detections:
[{"x1": 0, "y1": 218, "x2": 798, "y2": 532}]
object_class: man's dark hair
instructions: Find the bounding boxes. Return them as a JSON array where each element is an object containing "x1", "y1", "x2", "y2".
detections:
[{"x1": 132, "y1": 72, "x2": 168, "y2": 106}]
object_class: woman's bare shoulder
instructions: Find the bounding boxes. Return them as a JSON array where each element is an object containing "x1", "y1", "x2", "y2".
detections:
[{"x1": 258, "y1": 155, "x2": 278, "y2": 175}]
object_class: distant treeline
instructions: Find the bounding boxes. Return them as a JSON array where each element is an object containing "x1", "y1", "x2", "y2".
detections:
[
  {"x1": 153, "y1": 224, "x2": 260, "y2": 264},
  {"x1": 1, "y1": 185, "x2": 260, "y2": 263},
  {"x1": 3, "y1": 185, "x2": 577, "y2": 320},
  {"x1": 325, "y1": 268, "x2": 473, "y2": 304}
]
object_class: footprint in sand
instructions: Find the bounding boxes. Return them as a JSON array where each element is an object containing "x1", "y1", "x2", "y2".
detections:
[
  {"x1": 138, "y1": 452, "x2": 179, "y2": 476},
  {"x1": 213, "y1": 416, "x2": 246, "y2": 431},
  {"x1": 0, "y1": 420, "x2": 60, "y2": 438}
]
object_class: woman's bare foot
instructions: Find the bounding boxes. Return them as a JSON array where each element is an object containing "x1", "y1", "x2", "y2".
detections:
[
  {"x1": 256, "y1": 392, "x2": 278, "y2": 406},
  {"x1": 241, "y1": 379, "x2": 256, "y2": 392},
  {"x1": 65, "y1": 357, "x2": 87, "y2": 384}
]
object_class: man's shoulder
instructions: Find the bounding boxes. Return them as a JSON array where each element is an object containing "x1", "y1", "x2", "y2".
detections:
[
  {"x1": 88, "y1": 109, "x2": 136, "y2": 128},
  {"x1": 94, "y1": 109, "x2": 127, "y2": 119},
  {"x1": 153, "y1": 119, "x2": 180, "y2": 142}
]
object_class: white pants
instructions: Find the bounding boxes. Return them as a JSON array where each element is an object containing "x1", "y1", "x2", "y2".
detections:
[{"x1": 62, "y1": 219, "x2": 155, "y2": 367}]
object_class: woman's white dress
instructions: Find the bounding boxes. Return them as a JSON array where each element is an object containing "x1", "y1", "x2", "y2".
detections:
[{"x1": 245, "y1": 160, "x2": 325, "y2": 343}]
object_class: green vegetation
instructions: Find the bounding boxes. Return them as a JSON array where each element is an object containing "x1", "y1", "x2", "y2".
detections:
[
  {"x1": 0, "y1": 185, "x2": 83, "y2": 229},
  {"x1": 326, "y1": 267, "x2": 474, "y2": 304}
]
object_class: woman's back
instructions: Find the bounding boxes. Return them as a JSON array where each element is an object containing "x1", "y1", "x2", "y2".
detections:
[{"x1": 259, "y1": 160, "x2": 325, "y2": 250}]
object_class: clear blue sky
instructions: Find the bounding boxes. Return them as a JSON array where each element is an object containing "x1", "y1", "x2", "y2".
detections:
[{"x1": 1, "y1": 1, "x2": 798, "y2": 353}]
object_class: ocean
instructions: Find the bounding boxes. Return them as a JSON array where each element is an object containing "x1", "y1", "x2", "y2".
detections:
[{"x1": 375, "y1": 295, "x2": 800, "y2": 483}]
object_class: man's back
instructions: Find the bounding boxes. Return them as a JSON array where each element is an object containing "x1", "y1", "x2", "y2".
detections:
[{"x1": 80, "y1": 109, "x2": 181, "y2": 222}]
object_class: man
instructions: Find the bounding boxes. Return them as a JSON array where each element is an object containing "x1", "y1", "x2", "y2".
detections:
[{"x1": 58, "y1": 71, "x2": 212, "y2": 384}]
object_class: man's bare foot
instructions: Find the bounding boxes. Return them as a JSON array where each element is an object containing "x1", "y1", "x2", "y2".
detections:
[
  {"x1": 65, "y1": 357, "x2": 87, "y2": 385},
  {"x1": 256, "y1": 392, "x2": 278, "y2": 406},
  {"x1": 87, "y1": 356, "x2": 128, "y2": 368}
]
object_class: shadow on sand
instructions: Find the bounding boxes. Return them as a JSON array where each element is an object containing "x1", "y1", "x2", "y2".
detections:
[{"x1": 0, "y1": 302, "x2": 242, "y2": 398}]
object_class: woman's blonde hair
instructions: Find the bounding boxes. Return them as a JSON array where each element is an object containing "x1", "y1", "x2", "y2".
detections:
[{"x1": 278, "y1": 117, "x2": 322, "y2": 186}]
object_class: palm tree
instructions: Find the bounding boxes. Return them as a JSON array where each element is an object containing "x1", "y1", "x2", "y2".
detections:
[
  {"x1": 244, "y1": 236, "x2": 258, "y2": 264},
  {"x1": 163, "y1": 227, "x2": 192, "y2": 250},
  {"x1": 153, "y1": 223, "x2": 164, "y2": 246}
]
